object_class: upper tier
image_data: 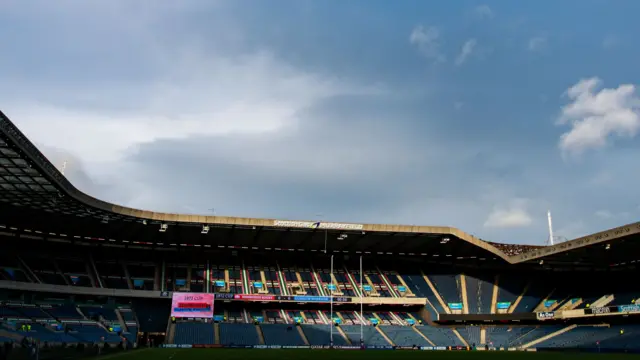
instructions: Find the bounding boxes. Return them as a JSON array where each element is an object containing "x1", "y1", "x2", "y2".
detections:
[{"x1": 0, "y1": 109, "x2": 639, "y2": 267}]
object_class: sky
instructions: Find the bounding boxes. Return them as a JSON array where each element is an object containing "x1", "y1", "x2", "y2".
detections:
[{"x1": 1, "y1": 0, "x2": 639, "y2": 245}]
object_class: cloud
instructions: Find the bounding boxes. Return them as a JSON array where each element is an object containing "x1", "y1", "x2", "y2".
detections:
[
  {"x1": 410, "y1": 25, "x2": 445, "y2": 63},
  {"x1": 455, "y1": 39, "x2": 477, "y2": 66},
  {"x1": 527, "y1": 36, "x2": 547, "y2": 52},
  {"x1": 557, "y1": 77, "x2": 640, "y2": 155},
  {"x1": 473, "y1": 5, "x2": 494, "y2": 19},
  {"x1": 1, "y1": 0, "x2": 639, "y2": 247},
  {"x1": 9, "y1": 50, "x2": 371, "y2": 164},
  {"x1": 484, "y1": 200, "x2": 533, "y2": 228}
]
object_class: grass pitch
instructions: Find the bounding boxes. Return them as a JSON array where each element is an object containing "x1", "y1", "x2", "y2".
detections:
[{"x1": 110, "y1": 348, "x2": 640, "y2": 360}]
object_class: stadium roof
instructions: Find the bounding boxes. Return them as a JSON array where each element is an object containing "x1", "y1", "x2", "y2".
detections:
[{"x1": 0, "y1": 109, "x2": 639, "y2": 269}]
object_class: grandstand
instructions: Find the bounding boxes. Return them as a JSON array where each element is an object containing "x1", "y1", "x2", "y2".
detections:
[{"x1": 1, "y1": 110, "x2": 640, "y2": 355}]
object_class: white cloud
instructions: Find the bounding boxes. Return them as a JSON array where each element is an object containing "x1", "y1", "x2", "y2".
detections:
[
  {"x1": 455, "y1": 39, "x2": 477, "y2": 66},
  {"x1": 557, "y1": 77, "x2": 640, "y2": 154},
  {"x1": 484, "y1": 200, "x2": 533, "y2": 228},
  {"x1": 9, "y1": 50, "x2": 364, "y2": 164},
  {"x1": 409, "y1": 25, "x2": 445, "y2": 63},
  {"x1": 473, "y1": 5, "x2": 494, "y2": 19},
  {"x1": 527, "y1": 36, "x2": 547, "y2": 52}
]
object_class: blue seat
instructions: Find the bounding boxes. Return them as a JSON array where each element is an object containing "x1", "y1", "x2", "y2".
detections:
[
  {"x1": 219, "y1": 323, "x2": 259, "y2": 346},
  {"x1": 260, "y1": 324, "x2": 305, "y2": 346},
  {"x1": 174, "y1": 322, "x2": 214, "y2": 345}
]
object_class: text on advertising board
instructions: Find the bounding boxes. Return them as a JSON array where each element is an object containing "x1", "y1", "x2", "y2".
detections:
[
  {"x1": 170, "y1": 293, "x2": 214, "y2": 318},
  {"x1": 273, "y1": 220, "x2": 363, "y2": 231},
  {"x1": 585, "y1": 306, "x2": 616, "y2": 315},
  {"x1": 619, "y1": 305, "x2": 640, "y2": 313},
  {"x1": 537, "y1": 312, "x2": 555, "y2": 320}
]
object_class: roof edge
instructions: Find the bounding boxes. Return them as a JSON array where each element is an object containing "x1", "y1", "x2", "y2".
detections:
[{"x1": 2, "y1": 109, "x2": 637, "y2": 264}]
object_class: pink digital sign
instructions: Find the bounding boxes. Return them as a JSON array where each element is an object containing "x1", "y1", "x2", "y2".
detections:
[{"x1": 171, "y1": 293, "x2": 214, "y2": 318}]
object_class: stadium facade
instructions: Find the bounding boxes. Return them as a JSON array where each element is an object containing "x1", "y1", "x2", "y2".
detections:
[{"x1": 1, "y1": 110, "x2": 640, "y2": 353}]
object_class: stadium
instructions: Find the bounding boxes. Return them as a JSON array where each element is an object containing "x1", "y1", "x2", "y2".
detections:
[{"x1": 1, "y1": 108, "x2": 640, "y2": 360}]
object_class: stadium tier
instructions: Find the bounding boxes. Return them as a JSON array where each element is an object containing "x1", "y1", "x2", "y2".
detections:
[{"x1": 1, "y1": 111, "x2": 640, "y2": 354}]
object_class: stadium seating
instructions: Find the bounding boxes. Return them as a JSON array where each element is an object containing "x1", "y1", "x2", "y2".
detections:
[
  {"x1": 497, "y1": 274, "x2": 528, "y2": 307},
  {"x1": 17, "y1": 323, "x2": 78, "y2": 343},
  {"x1": 260, "y1": 324, "x2": 305, "y2": 346},
  {"x1": 429, "y1": 274, "x2": 461, "y2": 305},
  {"x1": 132, "y1": 300, "x2": 169, "y2": 333},
  {"x1": 5, "y1": 245, "x2": 640, "y2": 352},
  {"x1": 47, "y1": 305, "x2": 82, "y2": 319},
  {"x1": 8, "y1": 305, "x2": 52, "y2": 319},
  {"x1": 402, "y1": 275, "x2": 443, "y2": 319},
  {"x1": 80, "y1": 306, "x2": 118, "y2": 321},
  {"x1": 596, "y1": 325, "x2": 640, "y2": 350},
  {"x1": 465, "y1": 274, "x2": 495, "y2": 314},
  {"x1": 301, "y1": 325, "x2": 348, "y2": 345},
  {"x1": 382, "y1": 326, "x2": 429, "y2": 346},
  {"x1": 124, "y1": 326, "x2": 138, "y2": 344},
  {"x1": 461, "y1": 326, "x2": 481, "y2": 346},
  {"x1": 485, "y1": 327, "x2": 536, "y2": 347},
  {"x1": 69, "y1": 324, "x2": 121, "y2": 343},
  {"x1": 219, "y1": 323, "x2": 260, "y2": 346},
  {"x1": 174, "y1": 322, "x2": 214, "y2": 345},
  {"x1": 0, "y1": 307, "x2": 21, "y2": 318},
  {"x1": 417, "y1": 326, "x2": 464, "y2": 347},
  {"x1": 510, "y1": 326, "x2": 563, "y2": 347},
  {"x1": 535, "y1": 326, "x2": 618, "y2": 348},
  {"x1": 513, "y1": 282, "x2": 550, "y2": 313},
  {"x1": 341, "y1": 325, "x2": 388, "y2": 346}
]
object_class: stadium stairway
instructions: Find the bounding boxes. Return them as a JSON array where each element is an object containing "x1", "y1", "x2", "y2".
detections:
[
  {"x1": 508, "y1": 327, "x2": 543, "y2": 347},
  {"x1": 421, "y1": 273, "x2": 450, "y2": 314},
  {"x1": 411, "y1": 326, "x2": 435, "y2": 346},
  {"x1": 296, "y1": 326, "x2": 310, "y2": 345},
  {"x1": 255, "y1": 324, "x2": 266, "y2": 345},
  {"x1": 115, "y1": 309, "x2": 129, "y2": 333},
  {"x1": 166, "y1": 322, "x2": 175, "y2": 344},
  {"x1": 521, "y1": 325, "x2": 577, "y2": 349},
  {"x1": 375, "y1": 327, "x2": 394, "y2": 346},
  {"x1": 335, "y1": 326, "x2": 352, "y2": 345},
  {"x1": 459, "y1": 274, "x2": 469, "y2": 314},
  {"x1": 508, "y1": 281, "x2": 531, "y2": 313},
  {"x1": 451, "y1": 328, "x2": 470, "y2": 347},
  {"x1": 417, "y1": 326, "x2": 463, "y2": 347},
  {"x1": 491, "y1": 275, "x2": 499, "y2": 314},
  {"x1": 382, "y1": 326, "x2": 429, "y2": 347}
]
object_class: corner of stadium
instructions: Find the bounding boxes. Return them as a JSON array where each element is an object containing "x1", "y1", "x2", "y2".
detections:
[{"x1": 1, "y1": 109, "x2": 640, "y2": 360}]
